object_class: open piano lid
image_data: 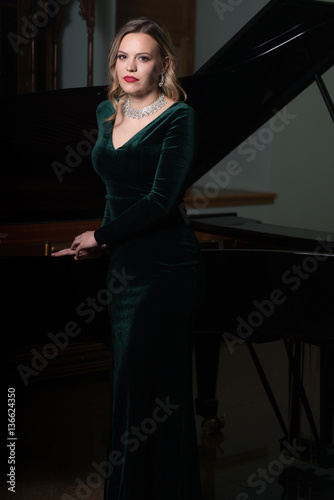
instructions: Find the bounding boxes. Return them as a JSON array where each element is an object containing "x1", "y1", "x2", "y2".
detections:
[
  {"x1": 185, "y1": 0, "x2": 334, "y2": 182},
  {"x1": 1, "y1": 0, "x2": 334, "y2": 223}
]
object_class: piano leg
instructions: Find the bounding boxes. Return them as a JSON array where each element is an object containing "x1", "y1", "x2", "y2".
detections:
[
  {"x1": 193, "y1": 333, "x2": 221, "y2": 419},
  {"x1": 283, "y1": 339, "x2": 334, "y2": 467},
  {"x1": 284, "y1": 339, "x2": 320, "y2": 446},
  {"x1": 287, "y1": 340, "x2": 302, "y2": 444}
]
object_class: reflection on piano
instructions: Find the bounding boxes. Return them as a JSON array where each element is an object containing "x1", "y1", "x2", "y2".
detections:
[{"x1": 1, "y1": 0, "x2": 334, "y2": 471}]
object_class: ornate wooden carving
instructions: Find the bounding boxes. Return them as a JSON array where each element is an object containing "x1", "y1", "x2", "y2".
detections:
[
  {"x1": 1, "y1": 0, "x2": 96, "y2": 95},
  {"x1": 43, "y1": 0, "x2": 66, "y2": 90},
  {"x1": 15, "y1": 0, "x2": 36, "y2": 94},
  {"x1": 4, "y1": 0, "x2": 66, "y2": 94},
  {"x1": 79, "y1": 0, "x2": 95, "y2": 86}
]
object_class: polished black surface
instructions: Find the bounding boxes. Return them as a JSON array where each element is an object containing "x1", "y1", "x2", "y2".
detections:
[
  {"x1": 1, "y1": 86, "x2": 107, "y2": 224},
  {"x1": 190, "y1": 214, "x2": 334, "y2": 252},
  {"x1": 197, "y1": 249, "x2": 334, "y2": 345}
]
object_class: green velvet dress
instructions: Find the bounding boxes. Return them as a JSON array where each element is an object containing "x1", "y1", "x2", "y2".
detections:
[{"x1": 92, "y1": 99, "x2": 203, "y2": 500}]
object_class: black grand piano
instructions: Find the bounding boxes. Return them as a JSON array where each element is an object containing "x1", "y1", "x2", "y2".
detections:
[{"x1": 2, "y1": 0, "x2": 334, "y2": 474}]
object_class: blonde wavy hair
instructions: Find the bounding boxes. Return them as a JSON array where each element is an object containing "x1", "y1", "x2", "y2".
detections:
[{"x1": 106, "y1": 17, "x2": 187, "y2": 120}]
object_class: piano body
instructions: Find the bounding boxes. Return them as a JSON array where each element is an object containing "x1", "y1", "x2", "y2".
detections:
[{"x1": 1, "y1": 0, "x2": 334, "y2": 470}]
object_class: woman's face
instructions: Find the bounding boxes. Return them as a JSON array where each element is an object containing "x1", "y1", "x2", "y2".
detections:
[{"x1": 116, "y1": 32, "x2": 168, "y2": 99}]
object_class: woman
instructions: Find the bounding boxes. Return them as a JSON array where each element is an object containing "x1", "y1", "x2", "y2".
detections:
[{"x1": 53, "y1": 17, "x2": 203, "y2": 500}]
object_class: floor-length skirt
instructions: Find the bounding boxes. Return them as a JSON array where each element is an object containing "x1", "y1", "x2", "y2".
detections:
[{"x1": 103, "y1": 223, "x2": 204, "y2": 500}]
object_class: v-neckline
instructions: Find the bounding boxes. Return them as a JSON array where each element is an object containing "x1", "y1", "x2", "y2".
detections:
[{"x1": 110, "y1": 102, "x2": 178, "y2": 151}]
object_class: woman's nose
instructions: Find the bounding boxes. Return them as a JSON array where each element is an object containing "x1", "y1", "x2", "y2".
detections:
[{"x1": 126, "y1": 58, "x2": 137, "y2": 71}]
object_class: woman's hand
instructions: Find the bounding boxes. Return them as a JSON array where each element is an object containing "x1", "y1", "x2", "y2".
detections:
[{"x1": 51, "y1": 231, "x2": 107, "y2": 260}]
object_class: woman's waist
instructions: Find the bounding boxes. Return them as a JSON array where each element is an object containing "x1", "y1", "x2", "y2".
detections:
[
  {"x1": 108, "y1": 214, "x2": 198, "y2": 253},
  {"x1": 108, "y1": 225, "x2": 202, "y2": 275}
]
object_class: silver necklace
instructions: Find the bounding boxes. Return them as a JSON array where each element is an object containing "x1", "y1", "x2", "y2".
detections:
[{"x1": 123, "y1": 93, "x2": 166, "y2": 119}]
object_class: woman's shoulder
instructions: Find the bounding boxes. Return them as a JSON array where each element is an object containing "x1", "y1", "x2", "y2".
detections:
[
  {"x1": 168, "y1": 101, "x2": 198, "y2": 122},
  {"x1": 170, "y1": 100, "x2": 194, "y2": 112},
  {"x1": 96, "y1": 99, "x2": 114, "y2": 113},
  {"x1": 96, "y1": 99, "x2": 114, "y2": 119},
  {"x1": 170, "y1": 101, "x2": 195, "y2": 114}
]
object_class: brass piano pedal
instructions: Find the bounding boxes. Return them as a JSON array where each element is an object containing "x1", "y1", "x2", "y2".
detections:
[{"x1": 201, "y1": 413, "x2": 225, "y2": 435}]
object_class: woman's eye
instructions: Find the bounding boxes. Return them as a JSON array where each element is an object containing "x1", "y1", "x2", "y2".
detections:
[{"x1": 117, "y1": 54, "x2": 126, "y2": 60}]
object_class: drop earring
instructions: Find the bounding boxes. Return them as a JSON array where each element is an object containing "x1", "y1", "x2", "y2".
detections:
[{"x1": 159, "y1": 72, "x2": 164, "y2": 88}]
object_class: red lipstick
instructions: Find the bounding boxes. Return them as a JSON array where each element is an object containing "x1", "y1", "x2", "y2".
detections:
[{"x1": 124, "y1": 76, "x2": 139, "y2": 82}]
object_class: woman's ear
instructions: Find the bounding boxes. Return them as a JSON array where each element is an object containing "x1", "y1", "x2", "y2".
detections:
[{"x1": 162, "y1": 56, "x2": 170, "y2": 73}]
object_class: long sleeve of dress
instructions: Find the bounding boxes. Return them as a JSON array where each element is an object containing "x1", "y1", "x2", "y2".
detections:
[
  {"x1": 93, "y1": 106, "x2": 198, "y2": 246},
  {"x1": 101, "y1": 199, "x2": 111, "y2": 226}
]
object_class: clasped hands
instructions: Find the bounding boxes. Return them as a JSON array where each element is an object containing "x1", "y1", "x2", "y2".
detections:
[{"x1": 51, "y1": 231, "x2": 107, "y2": 260}]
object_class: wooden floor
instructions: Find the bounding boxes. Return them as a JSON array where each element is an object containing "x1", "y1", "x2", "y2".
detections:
[{"x1": 5, "y1": 341, "x2": 334, "y2": 500}]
